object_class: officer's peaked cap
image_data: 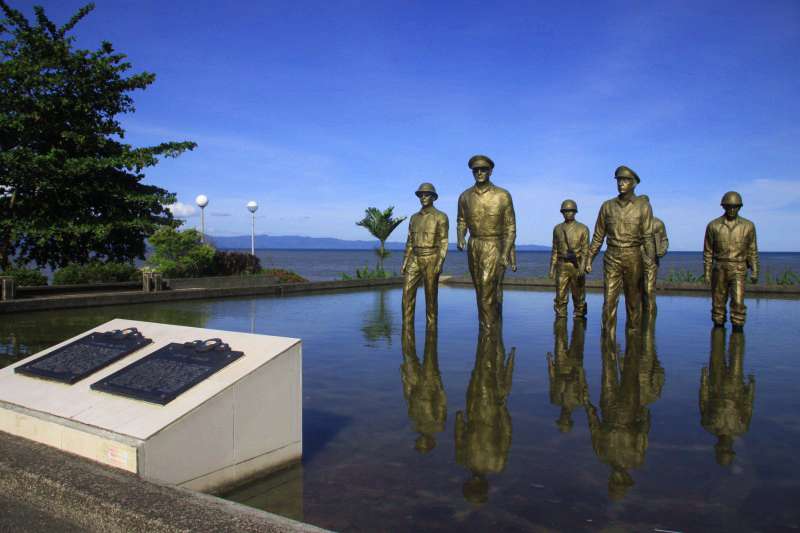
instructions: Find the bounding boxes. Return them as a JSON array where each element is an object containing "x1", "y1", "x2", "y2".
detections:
[
  {"x1": 468, "y1": 155, "x2": 495, "y2": 170},
  {"x1": 614, "y1": 165, "x2": 640, "y2": 183}
]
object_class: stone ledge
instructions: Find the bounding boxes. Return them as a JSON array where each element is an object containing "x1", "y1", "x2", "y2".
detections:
[
  {"x1": 0, "y1": 430, "x2": 328, "y2": 533},
  {"x1": 0, "y1": 277, "x2": 404, "y2": 314}
]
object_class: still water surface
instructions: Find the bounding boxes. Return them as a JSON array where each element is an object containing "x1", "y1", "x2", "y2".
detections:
[{"x1": 2, "y1": 287, "x2": 799, "y2": 532}]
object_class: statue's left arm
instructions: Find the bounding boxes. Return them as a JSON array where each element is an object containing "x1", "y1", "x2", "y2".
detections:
[
  {"x1": 641, "y1": 200, "x2": 656, "y2": 262},
  {"x1": 748, "y1": 222, "x2": 759, "y2": 282},
  {"x1": 503, "y1": 194, "x2": 517, "y2": 271},
  {"x1": 436, "y1": 214, "x2": 449, "y2": 272}
]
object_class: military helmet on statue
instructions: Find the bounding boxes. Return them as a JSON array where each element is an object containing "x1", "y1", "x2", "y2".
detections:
[
  {"x1": 560, "y1": 199, "x2": 578, "y2": 212},
  {"x1": 720, "y1": 191, "x2": 743, "y2": 207}
]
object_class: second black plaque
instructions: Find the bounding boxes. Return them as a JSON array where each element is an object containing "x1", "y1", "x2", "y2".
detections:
[{"x1": 90, "y1": 338, "x2": 244, "y2": 405}]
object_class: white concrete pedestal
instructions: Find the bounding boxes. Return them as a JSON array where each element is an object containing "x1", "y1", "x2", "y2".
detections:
[{"x1": 0, "y1": 319, "x2": 302, "y2": 493}]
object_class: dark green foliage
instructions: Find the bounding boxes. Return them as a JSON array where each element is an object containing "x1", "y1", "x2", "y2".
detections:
[
  {"x1": 0, "y1": 2, "x2": 196, "y2": 270},
  {"x1": 146, "y1": 227, "x2": 214, "y2": 278},
  {"x1": 52, "y1": 261, "x2": 139, "y2": 285},
  {"x1": 340, "y1": 264, "x2": 393, "y2": 280},
  {"x1": 212, "y1": 251, "x2": 261, "y2": 276},
  {"x1": 0, "y1": 266, "x2": 47, "y2": 286},
  {"x1": 355, "y1": 207, "x2": 405, "y2": 269},
  {"x1": 664, "y1": 269, "x2": 705, "y2": 283},
  {"x1": 764, "y1": 269, "x2": 799, "y2": 286}
]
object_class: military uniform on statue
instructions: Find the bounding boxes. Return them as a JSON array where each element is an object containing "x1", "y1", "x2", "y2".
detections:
[
  {"x1": 703, "y1": 191, "x2": 759, "y2": 329},
  {"x1": 549, "y1": 199, "x2": 589, "y2": 319},
  {"x1": 457, "y1": 155, "x2": 517, "y2": 331},
  {"x1": 642, "y1": 216, "x2": 669, "y2": 315},
  {"x1": 588, "y1": 165, "x2": 657, "y2": 339},
  {"x1": 402, "y1": 183, "x2": 449, "y2": 330}
]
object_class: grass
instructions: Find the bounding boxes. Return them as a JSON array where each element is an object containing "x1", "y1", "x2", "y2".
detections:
[{"x1": 664, "y1": 267, "x2": 799, "y2": 286}]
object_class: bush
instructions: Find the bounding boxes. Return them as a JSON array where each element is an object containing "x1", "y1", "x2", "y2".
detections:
[
  {"x1": 147, "y1": 228, "x2": 215, "y2": 278},
  {"x1": 53, "y1": 261, "x2": 140, "y2": 285},
  {"x1": 262, "y1": 268, "x2": 307, "y2": 283},
  {"x1": 212, "y1": 251, "x2": 261, "y2": 276},
  {"x1": 341, "y1": 264, "x2": 393, "y2": 280},
  {"x1": 0, "y1": 267, "x2": 48, "y2": 286},
  {"x1": 664, "y1": 269, "x2": 704, "y2": 283}
]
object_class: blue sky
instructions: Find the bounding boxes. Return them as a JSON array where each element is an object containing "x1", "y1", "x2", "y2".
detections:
[{"x1": 10, "y1": 0, "x2": 800, "y2": 250}]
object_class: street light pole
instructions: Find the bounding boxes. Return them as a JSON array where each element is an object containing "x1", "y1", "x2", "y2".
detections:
[
  {"x1": 195, "y1": 194, "x2": 208, "y2": 243},
  {"x1": 247, "y1": 201, "x2": 258, "y2": 256}
]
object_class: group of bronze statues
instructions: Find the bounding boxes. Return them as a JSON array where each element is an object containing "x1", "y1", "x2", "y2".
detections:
[
  {"x1": 397, "y1": 154, "x2": 759, "y2": 502},
  {"x1": 401, "y1": 155, "x2": 761, "y2": 333}
]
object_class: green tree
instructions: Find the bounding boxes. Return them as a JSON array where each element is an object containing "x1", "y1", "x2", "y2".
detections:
[
  {"x1": 0, "y1": 2, "x2": 196, "y2": 270},
  {"x1": 146, "y1": 227, "x2": 214, "y2": 278},
  {"x1": 356, "y1": 206, "x2": 406, "y2": 270}
]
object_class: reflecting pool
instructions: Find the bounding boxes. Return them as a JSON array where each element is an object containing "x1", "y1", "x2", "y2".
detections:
[{"x1": 2, "y1": 287, "x2": 799, "y2": 532}]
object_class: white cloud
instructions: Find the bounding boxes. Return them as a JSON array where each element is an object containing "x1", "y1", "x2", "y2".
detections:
[{"x1": 166, "y1": 202, "x2": 197, "y2": 218}]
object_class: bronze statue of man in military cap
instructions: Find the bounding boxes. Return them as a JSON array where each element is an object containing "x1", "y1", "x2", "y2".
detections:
[
  {"x1": 457, "y1": 155, "x2": 517, "y2": 330},
  {"x1": 549, "y1": 199, "x2": 590, "y2": 319},
  {"x1": 588, "y1": 165, "x2": 657, "y2": 337},
  {"x1": 642, "y1": 215, "x2": 669, "y2": 315},
  {"x1": 402, "y1": 183, "x2": 449, "y2": 329},
  {"x1": 703, "y1": 191, "x2": 759, "y2": 328}
]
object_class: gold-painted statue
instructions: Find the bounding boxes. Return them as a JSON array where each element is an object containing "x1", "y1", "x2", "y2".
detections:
[
  {"x1": 402, "y1": 183, "x2": 449, "y2": 329},
  {"x1": 703, "y1": 191, "x2": 759, "y2": 328},
  {"x1": 400, "y1": 326, "x2": 447, "y2": 453},
  {"x1": 642, "y1": 216, "x2": 669, "y2": 315},
  {"x1": 588, "y1": 165, "x2": 657, "y2": 337},
  {"x1": 700, "y1": 327, "x2": 755, "y2": 466},
  {"x1": 457, "y1": 155, "x2": 517, "y2": 330},
  {"x1": 585, "y1": 330, "x2": 651, "y2": 501},
  {"x1": 547, "y1": 318, "x2": 588, "y2": 433},
  {"x1": 549, "y1": 199, "x2": 589, "y2": 319},
  {"x1": 455, "y1": 323, "x2": 515, "y2": 504}
]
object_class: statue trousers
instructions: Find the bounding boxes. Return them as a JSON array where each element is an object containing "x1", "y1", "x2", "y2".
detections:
[
  {"x1": 554, "y1": 261, "x2": 586, "y2": 318},
  {"x1": 642, "y1": 257, "x2": 658, "y2": 314},
  {"x1": 603, "y1": 246, "x2": 643, "y2": 335},
  {"x1": 711, "y1": 261, "x2": 747, "y2": 326},
  {"x1": 402, "y1": 253, "x2": 441, "y2": 328},
  {"x1": 467, "y1": 237, "x2": 506, "y2": 330}
]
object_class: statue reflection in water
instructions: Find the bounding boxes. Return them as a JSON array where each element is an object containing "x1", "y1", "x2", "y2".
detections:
[
  {"x1": 585, "y1": 328, "x2": 653, "y2": 501},
  {"x1": 547, "y1": 318, "x2": 588, "y2": 433},
  {"x1": 640, "y1": 315, "x2": 665, "y2": 408},
  {"x1": 700, "y1": 327, "x2": 755, "y2": 466},
  {"x1": 455, "y1": 321, "x2": 515, "y2": 504},
  {"x1": 400, "y1": 326, "x2": 447, "y2": 453}
]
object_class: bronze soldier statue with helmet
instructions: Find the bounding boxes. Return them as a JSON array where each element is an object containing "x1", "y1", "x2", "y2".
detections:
[
  {"x1": 549, "y1": 199, "x2": 590, "y2": 319},
  {"x1": 703, "y1": 191, "x2": 759, "y2": 328}
]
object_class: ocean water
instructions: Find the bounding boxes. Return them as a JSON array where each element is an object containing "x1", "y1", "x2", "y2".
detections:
[
  {"x1": 2, "y1": 286, "x2": 800, "y2": 531},
  {"x1": 253, "y1": 249, "x2": 800, "y2": 282}
]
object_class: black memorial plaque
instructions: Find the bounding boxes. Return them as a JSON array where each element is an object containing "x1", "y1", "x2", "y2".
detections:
[
  {"x1": 15, "y1": 328, "x2": 152, "y2": 384},
  {"x1": 90, "y1": 338, "x2": 244, "y2": 405}
]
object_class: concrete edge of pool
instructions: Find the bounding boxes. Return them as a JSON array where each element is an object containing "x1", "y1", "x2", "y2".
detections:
[
  {"x1": 1, "y1": 276, "x2": 797, "y2": 315},
  {"x1": 0, "y1": 430, "x2": 330, "y2": 533}
]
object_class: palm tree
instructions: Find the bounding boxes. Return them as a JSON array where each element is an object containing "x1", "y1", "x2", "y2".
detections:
[{"x1": 356, "y1": 206, "x2": 406, "y2": 271}]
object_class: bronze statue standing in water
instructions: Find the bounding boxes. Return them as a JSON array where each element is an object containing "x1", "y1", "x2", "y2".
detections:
[
  {"x1": 457, "y1": 155, "x2": 517, "y2": 330},
  {"x1": 588, "y1": 166, "x2": 656, "y2": 337},
  {"x1": 549, "y1": 199, "x2": 589, "y2": 319},
  {"x1": 642, "y1": 216, "x2": 669, "y2": 315},
  {"x1": 703, "y1": 192, "x2": 759, "y2": 328},
  {"x1": 402, "y1": 183, "x2": 449, "y2": 329}
]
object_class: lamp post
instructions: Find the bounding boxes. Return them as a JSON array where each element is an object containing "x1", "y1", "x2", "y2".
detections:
[
  {"x1": 195, "y1": 194, "x2": 208, "y2": 243},
  {"x1": 247, "y1": 201, "x2": 258, "y2": 256}
]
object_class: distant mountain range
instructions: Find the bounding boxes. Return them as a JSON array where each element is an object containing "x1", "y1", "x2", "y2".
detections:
[{"x1": 208, "y1": 234, "x2": 549, "y2": 251}]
